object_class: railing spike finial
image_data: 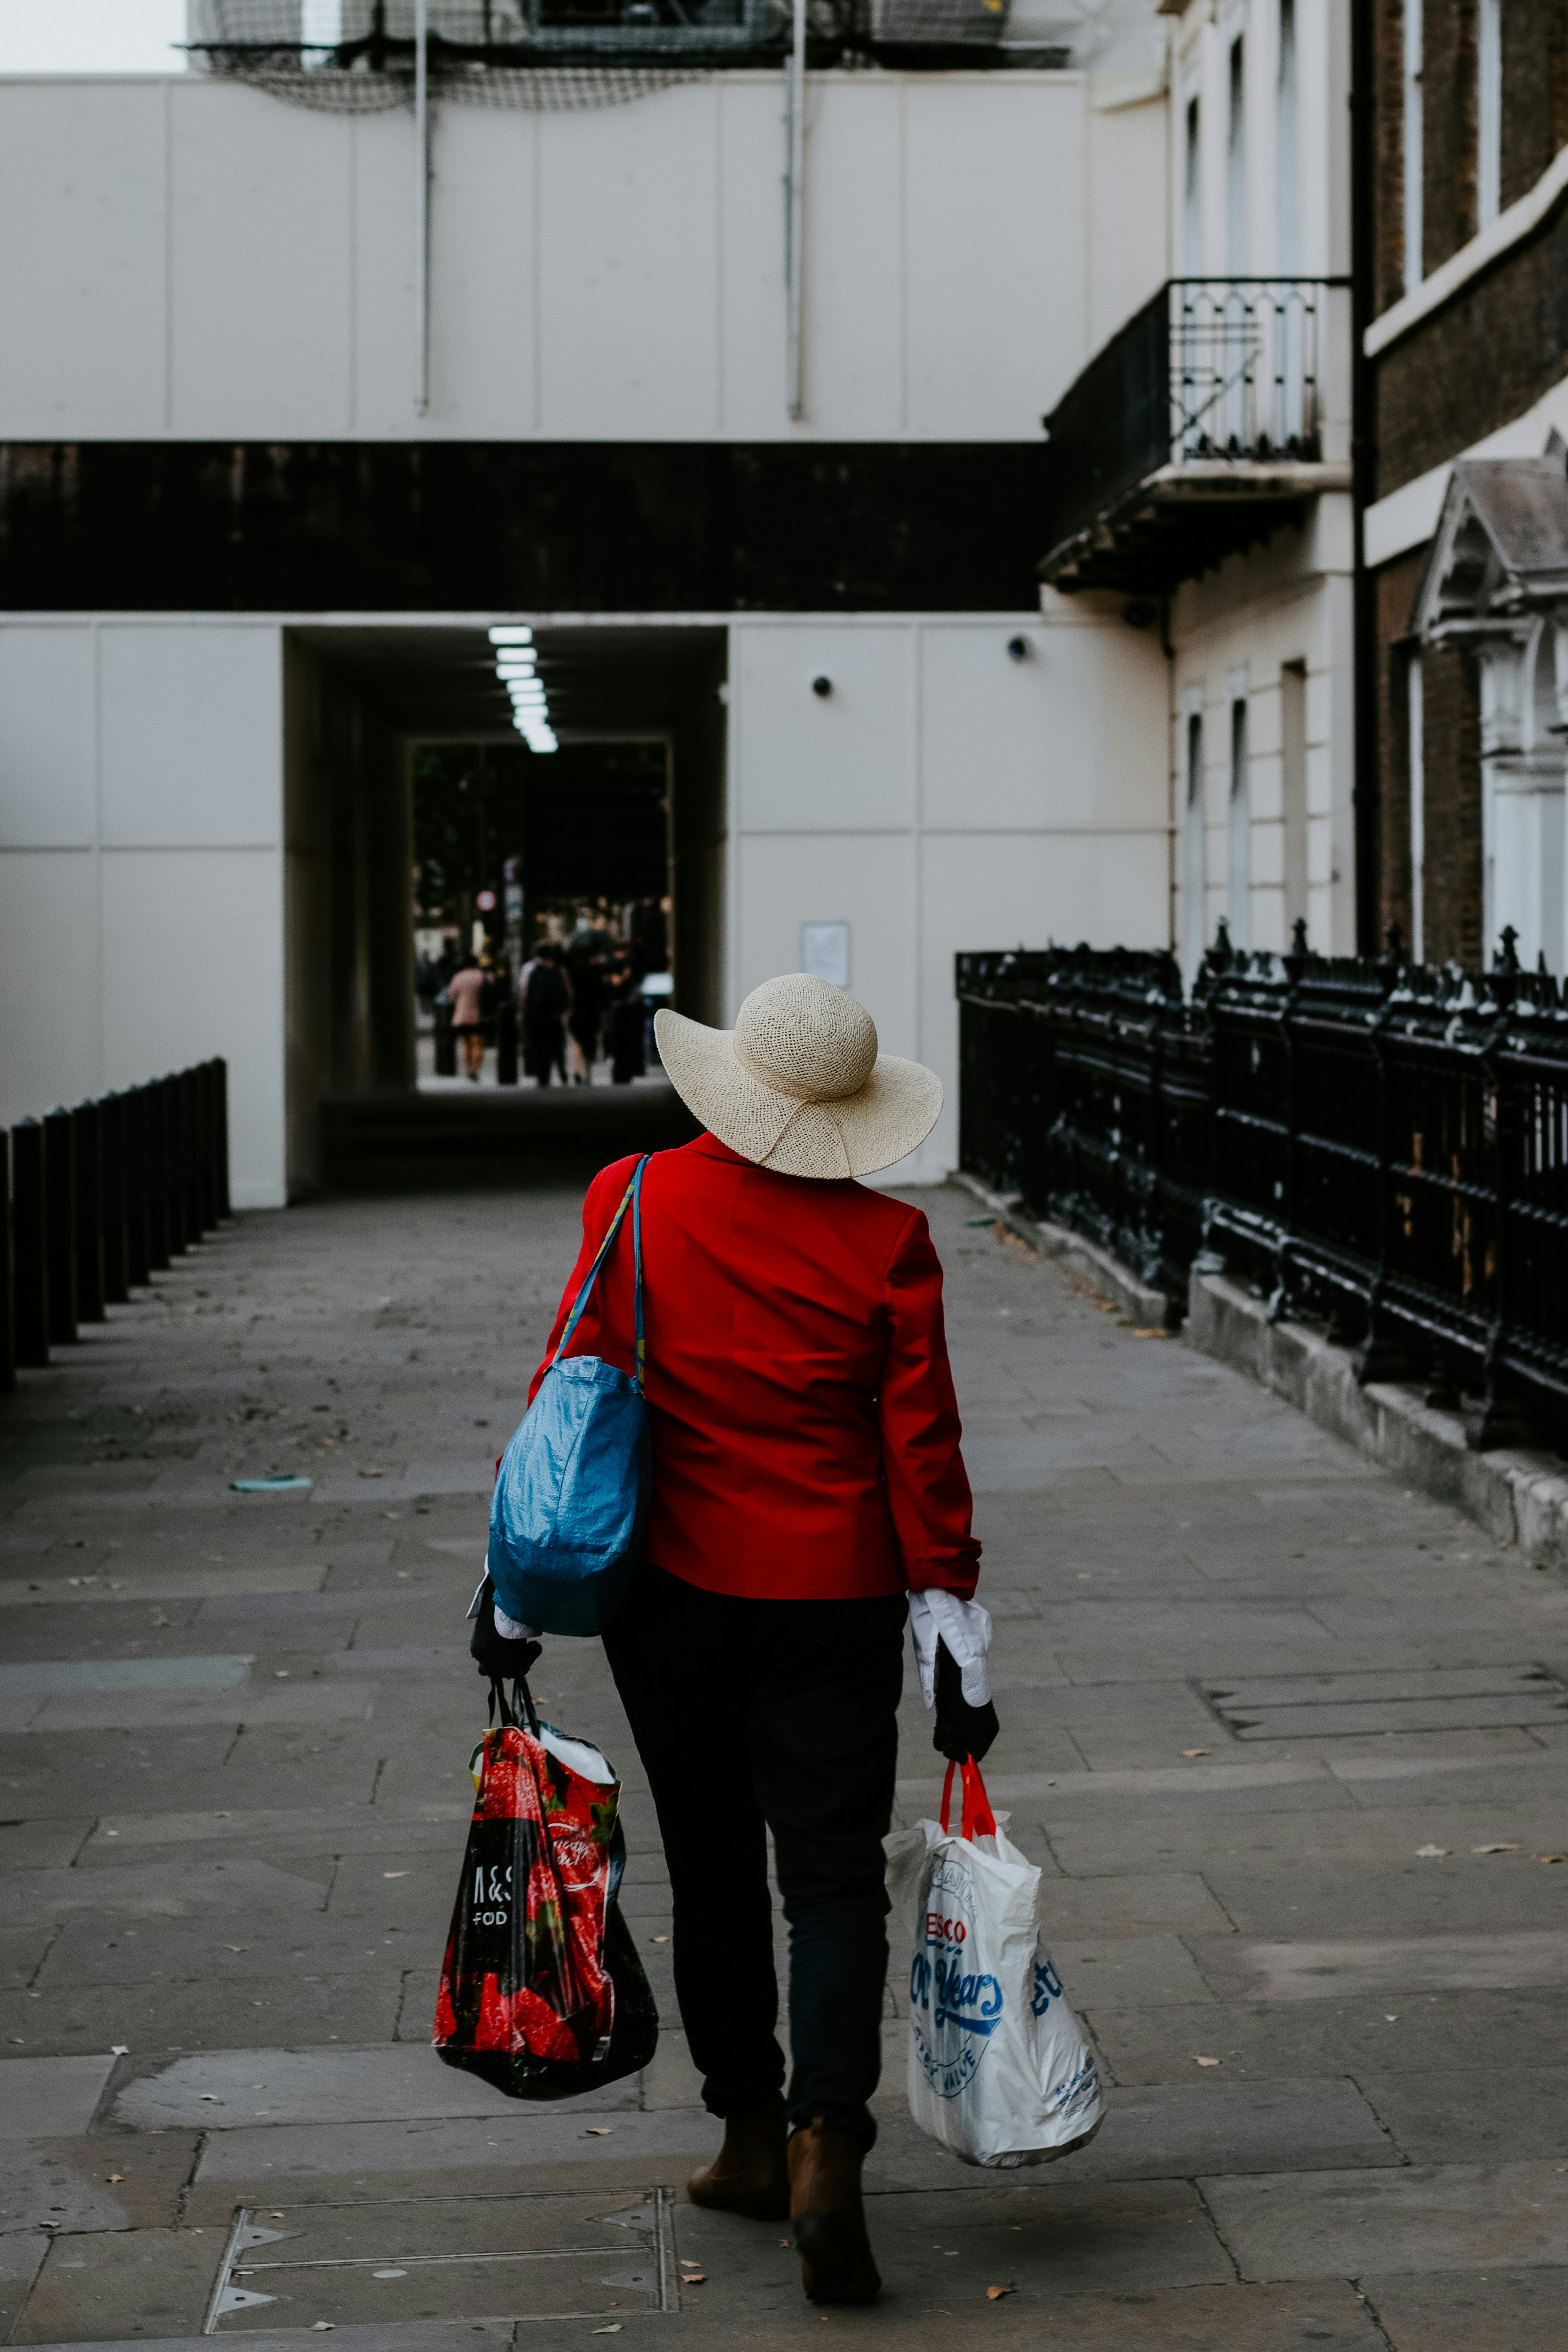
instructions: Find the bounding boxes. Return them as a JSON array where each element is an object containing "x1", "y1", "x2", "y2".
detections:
[
  {"x1": 1212, "y1": 916, "x2": 1233, "y2": 970},
  {"x1": 1496, "y1": 925, "x2": 1520, "y2": 973}
]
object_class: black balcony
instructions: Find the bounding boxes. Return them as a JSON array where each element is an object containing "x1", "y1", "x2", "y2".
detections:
[{"x1": 1039, "y1": 278, "x2": 1350, "y2": 598}]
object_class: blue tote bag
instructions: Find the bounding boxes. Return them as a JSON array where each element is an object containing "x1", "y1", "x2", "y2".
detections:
[{"x1": 488, "y1": 1157, "x2": 652, "y2": 1638}]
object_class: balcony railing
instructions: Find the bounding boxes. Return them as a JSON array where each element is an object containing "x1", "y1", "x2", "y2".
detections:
[{"x1": 1040, "y1": 277, "x2": 1345, "y2": 589}]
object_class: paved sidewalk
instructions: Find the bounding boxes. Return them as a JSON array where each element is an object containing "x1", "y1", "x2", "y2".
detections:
[{"x1": 1, "y1": 1178, "x2": 1566, "y2": 2349}]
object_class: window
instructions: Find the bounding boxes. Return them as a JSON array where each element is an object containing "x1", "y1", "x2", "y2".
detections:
[
  {"x1": 1227, "y1": 36, "x2": 1247, "y2": 275},
  {"x1": 1407, "y1": 652, "x2": 1425, "y2": 964},
  {"x1": 1478, "y1": 0, "x2": 1502, "y2": 231},
  {"x1": 1228, "y1": 696, "x2": 1251, "y2": 949},
  {"x1": 1183, "y1": 94, "x2": 1203, "y2": 277},
  {"x1": 1281, "y1": 661, "x2": 1308, "y2": 940},
  {"x1": 1276, "y1": 0, "x2": 1299, "y2": 274},
  {"x1": 1182, "y1": 710, "x2": 1207, "y2": 978},
  {"x1": 1403, "y1": 0, "x2": 1423, "y2": 291}
]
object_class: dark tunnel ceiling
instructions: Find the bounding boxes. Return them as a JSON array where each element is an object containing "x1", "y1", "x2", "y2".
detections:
[{"x1": 291, "y1": 623, "x2": 725, "y2": 743}]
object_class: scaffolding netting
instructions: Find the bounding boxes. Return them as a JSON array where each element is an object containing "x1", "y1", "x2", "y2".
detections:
[{"x1": 187, "y1": 0, "x2": 1068, "y2": 112}]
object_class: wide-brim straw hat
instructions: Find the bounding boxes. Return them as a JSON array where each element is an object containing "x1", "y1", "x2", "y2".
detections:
[{"x1": 655, "y1": 973, "x2": 943, "y2": 1180}]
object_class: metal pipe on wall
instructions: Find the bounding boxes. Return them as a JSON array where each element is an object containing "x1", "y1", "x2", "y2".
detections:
[
  {"x1": 414, "y1": 0, "x2": 432, "y2": 419},
  {"x1": 785, "y1": 0, "x2": 807, "y2": 421}
]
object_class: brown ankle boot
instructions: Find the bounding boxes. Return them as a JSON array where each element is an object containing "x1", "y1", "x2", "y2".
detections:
[
  {"x1": 687, "y1": 2098, "x2": 789, "y2": 2220},
  {"x1": 788, "y1": 2117, "x2": 881, "y2": 2305}
]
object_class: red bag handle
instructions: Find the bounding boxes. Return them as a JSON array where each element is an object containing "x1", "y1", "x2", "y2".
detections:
[{"x1": 939, "y1": 1755, "x2": 997, "y2": 1843}]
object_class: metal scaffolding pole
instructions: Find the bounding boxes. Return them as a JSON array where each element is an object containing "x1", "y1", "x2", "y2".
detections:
[
  {"x1": 785, "y1": 0, "x2": 807, "y2": 421},
  {"x1": 414, "y1": 0, "x2": 432, "y2": 418}
]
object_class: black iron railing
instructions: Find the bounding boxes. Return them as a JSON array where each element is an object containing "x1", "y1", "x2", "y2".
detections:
[
  {"x1": 1040, "y1": 276, "x2": 1339, "y2": 569},
  {"x1": 957, "y1": 930, "x2": 1568, "y2": 1450},
  {"x1": 3, "y1": 1062, "x2": 230, "y2": 1390}
]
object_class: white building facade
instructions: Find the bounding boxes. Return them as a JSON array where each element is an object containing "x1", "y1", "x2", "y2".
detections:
[{"x1": 1040, "y1": 0, "x2": 1356, "y2": 976}]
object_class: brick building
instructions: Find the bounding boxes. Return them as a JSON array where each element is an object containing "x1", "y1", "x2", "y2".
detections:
[{"x1": 1367, "y1": 0, "x2": 1568, "y2": 970}]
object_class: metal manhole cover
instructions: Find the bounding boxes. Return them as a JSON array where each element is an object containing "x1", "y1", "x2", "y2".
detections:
[
  {"x1": 205, "y1": 2189, "x2": 674, "y2": 2331},
  {"x1": 1203, "y1": 1663, "x2": 1568, "y2": 1740}
]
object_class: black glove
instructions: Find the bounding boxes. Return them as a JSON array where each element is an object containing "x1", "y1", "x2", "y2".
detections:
[
  {"x1": 469, "y1": 1576, "x2": 541, "y2": 1686},
  {"x1": 933, "y1": 1637, "x2": 999, "y2": 1765}
]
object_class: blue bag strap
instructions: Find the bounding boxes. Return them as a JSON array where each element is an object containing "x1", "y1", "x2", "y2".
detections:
[{"x1": 550, "y1": 1154, "x2": 650, "y2": 1394}]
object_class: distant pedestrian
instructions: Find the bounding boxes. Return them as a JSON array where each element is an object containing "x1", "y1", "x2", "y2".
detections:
[
  {"x1": 524, "y1": 946, "x2": 571, "y2": 1087},
  {"x1": 604, "y1": 957, "x2": 645, "y2": 1085},
  {"x1": 447, "y1": 956, "x2": 488, "y2": 1083},
  {"x1": 567, "y1": 952, "x2": 606, "y2": 1085}
]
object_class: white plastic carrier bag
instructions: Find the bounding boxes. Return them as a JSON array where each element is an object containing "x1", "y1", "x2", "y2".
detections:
[{"x1": 884, "y1": 1756, "x2": 1103, "y2": 2169}]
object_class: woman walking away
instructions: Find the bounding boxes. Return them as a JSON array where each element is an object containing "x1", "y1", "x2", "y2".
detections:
[
  {"x1": 447, "y1": 955, "x2": 487, "y2": 1083},
  {"x1": 472, "y1": 974, "x2": 996, "y2": 2305}
]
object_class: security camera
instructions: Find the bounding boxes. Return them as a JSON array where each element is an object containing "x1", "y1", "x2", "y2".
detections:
[{"x1": 1007, "y1": 637, "x2": 1031, "y2": 662}]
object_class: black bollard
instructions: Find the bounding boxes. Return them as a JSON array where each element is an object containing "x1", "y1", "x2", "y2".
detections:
[
  {"x1": 123, "y1": 1086, "x2": 151, "y2": 1288},
  {"x1": 495, "y1": 996, "x2": 519, "y2": 1086},
  {"x1": 144, "y1": 1080, "x2": 170, "y2": 1273},
  {"x1": 183, "y1": 1066, "x2": 205, "y2": 1240},
  {"x1": 434, "y1": 1001, "x2": 457, "y2": 1077},
  {"x1": 162, "y1": 1076, "x2": 187, "y2": 1258},
  {"x1": 195, "y1": 1063, "x2": 218, "y2": 1233},
  {"x1": 99, "y1": 1093, "x2": 130, "y2": 1306},
  {"x1": 71, "y1": 1100, "x2": 106, "y2": 1323},
  {"x1": 12, "y1": 1118, "x2": 47, "y2": 1368},
  {"x1": 0, "y1": 1128, "x2": 12, "y2": 1393},
  {"x1": 214, "y1": 1057, "x2": 231, "y2": 1220},
  {"x1": 42, "y1": 1106, "x2": 76, "y2": 1345}
]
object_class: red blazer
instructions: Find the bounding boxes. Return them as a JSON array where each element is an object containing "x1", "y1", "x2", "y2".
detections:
[{"x1": 528, "y1": 1134, "x2": 980, "y2": 1602}]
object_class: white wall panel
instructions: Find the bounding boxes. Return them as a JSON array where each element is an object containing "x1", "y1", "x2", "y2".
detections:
[
  {"x1": 99, "y1": 626, "x2": 281, "y2": 848},
  {"x1": 0, "y1": 628, "x2": 97, "y2": 848},
  {"x1": 921, "y1": 616, "x2": 1168, "y2": 833},
  {"x1": 169, "y1": 78, "x2": 353, "y2": 436},
  {"x1": 904, "y1": 81, "x2": 1081, "y2": 434},
  {"x1": 735, "y1": 833, "x2": 916, "y2": 1060},
  {"x1": 717, "y1": 80, "x2": 787, "y2": 432},
  {"x1": 425, "y1": 105, "x2": 540, "y2": 436},
  {"x1": 0, "y1": 851, "x2": 101, "y2": 1126},
  {"x1": 0, "y1": 83, "x2": 168, "y2": 434},
  {"x1": 797, "y1": 78, "x2": 904, "y2": 434},
  {"x1": 537, "y1": 86, "x2": 721, "y2": 437},
  {"x1": 101, "y1": 848, "x2": 285, "y2": 1208},
  {"x1": 350, "y1": 107, "x2": 421, "y2": 437},
  {"x1": 734, "y1": 625, "x2": 911, "y2": 831}
]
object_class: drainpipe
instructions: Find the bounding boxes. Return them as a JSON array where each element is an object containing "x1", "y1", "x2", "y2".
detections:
[
  {"x1": 1350, "y1": 0, "x2": 1379, "y2": 951},
  {"x1": 414, "y1": 0, "x2": 432, "y2": 419},
  {"x1": 785, "y1": 0, "x2": 807, "y2": 421},
  {"x1": 1162, "y1": 593, "x2": 1178, "y2": 955}
]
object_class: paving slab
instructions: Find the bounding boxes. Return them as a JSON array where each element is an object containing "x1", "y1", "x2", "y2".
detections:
[
  {"x1": 12, "y1": 2225, "x2": 223, "y2": 2344},
  {"x1": 1354, "y1": 2065, "x2": 1568, "y2": 2164},
  {"x1": 1361, "y1": 2267, "x2": 1568, "y2": 2351},
  {"x1": 0, "y1": 2057, "x2": 116, "y2": 2137},
  {"x1": 1187, "y1": 1929, "x2": 1568, "y2": 2001},
  {"x1": 114, "y1": 2043, "x2": 640, "y2": 2131},
  {"x1": 1203, "y1": 2159, "x2": 1568, "y2": 2278},
  {"x1": 1081, "y1": 1985, "x2": 1568, "y2": 2083}
]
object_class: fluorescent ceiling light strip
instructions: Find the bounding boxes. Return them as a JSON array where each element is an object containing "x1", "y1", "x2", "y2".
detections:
[{"x1": 489, "y1": 625, "x2": 534, "y2": 644}]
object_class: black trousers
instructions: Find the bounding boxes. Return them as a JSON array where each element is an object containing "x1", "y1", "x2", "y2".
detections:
[{"x1": 602, "y1": 1563, "x2": 906, "y2": 2148}]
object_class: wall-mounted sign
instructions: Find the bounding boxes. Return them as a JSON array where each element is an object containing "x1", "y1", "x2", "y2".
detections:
[{"x1": 801, "y1": 920, "x2": 850, "y2": 990}]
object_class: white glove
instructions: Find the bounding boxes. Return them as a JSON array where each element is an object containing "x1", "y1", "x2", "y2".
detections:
[{"x1": 908, "y1": 1589, "x2": 993, "y2": 1708}]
